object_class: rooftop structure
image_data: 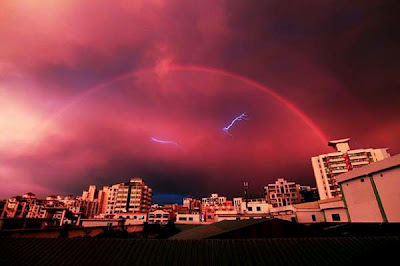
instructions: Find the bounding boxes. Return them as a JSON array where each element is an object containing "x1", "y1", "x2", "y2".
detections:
[{"x1": 337, "y1": 154, "x2": 400, "y2": 222}]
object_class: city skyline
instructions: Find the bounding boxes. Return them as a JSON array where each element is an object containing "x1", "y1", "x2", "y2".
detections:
[{"x1": 1, "y1": 1, "x2": 399, "y2": 199}]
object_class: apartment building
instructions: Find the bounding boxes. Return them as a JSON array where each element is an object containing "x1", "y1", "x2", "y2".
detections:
[
  {"x1": 264, "y1": 178, "x2": 302, "y2": 207},
  {"x1": 233, "y1": 198, "x2": 271, "y2": 214},
  {"x1": 311, "y1": 138, "x2": 390, "y2": 200},
  {"x1": 104, "y1": 178, "x2": 152, "y2": 215},
  {"x1": 183, "y1": 197, "x2": 201, "y2": 213},
  {"x1": 201, "y1": 193, "x2": 229, "y2": 221},
  {"x1": 87, "y1": 185, "x2": 97, "y2": 202},
  {"x1": 203, "y1": 201, "x2": 235, "y2": 222},
  {"x1": 176, "y1": 213, "x2": 201, "y2": 224},
  {"x1": 148, "y1": 210, "x2": 170, "y2": 224}
]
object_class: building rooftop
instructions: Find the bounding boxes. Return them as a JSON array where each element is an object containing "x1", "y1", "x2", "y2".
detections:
[
  {"x1": 328, "y1": 138, "x2": 351, "y2": 146},
  {"x1": 328, "y1": 138, "x2": 351, "y2": 152},
  {"x1": 337, "y1": 154, "x2": 400, "y2": 183},
  {"x1": 294, "y1": 201, "x2": 320, "y2": 209},
  {"x1": 318, "y1": 197, "x2": 343, "y2": 204}
]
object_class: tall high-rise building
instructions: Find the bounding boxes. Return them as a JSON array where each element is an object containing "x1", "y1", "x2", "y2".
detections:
[
  {"x1": 87, "y1": 185, "x2": 97, "y2": 201},
  {"x1": 98, "y1": 186, "x2": 110, "y2": 215},
  {"x1": 311, "y1": 138, "x2": 390, "y2": 200},
  {"x1": 104, "y1": 178, "x2": 153, "y2": 215},
  {"x1": 264, "y1": 178, "x2": 302, "y2": 207},
  {"x1": 104, "y1": 183, "x2": 120, "y2": 215},
  {"x1": 81, "y1": 191, "x2": 88, "y2": 201}
]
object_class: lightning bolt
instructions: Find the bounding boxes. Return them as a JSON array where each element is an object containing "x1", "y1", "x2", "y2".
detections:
[
  {"x1": 223, "y1": 112, "x2": 248, "y2": 136},
  {"x1": 151, "y1": 137, "x2": 181, "y2": 147}
]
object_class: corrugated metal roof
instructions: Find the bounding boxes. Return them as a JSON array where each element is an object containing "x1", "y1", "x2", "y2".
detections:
[
  {"x1": 1, "y1": 237, "x2": 399, "y2": 265},
  {"x1": 170, "y1": 219, "x2": 270, "y2": 240}
]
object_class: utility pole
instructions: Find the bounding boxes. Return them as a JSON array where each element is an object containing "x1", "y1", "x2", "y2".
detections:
[{"x1": 244, "y1": 182, "x2": 249, "y2": 209}]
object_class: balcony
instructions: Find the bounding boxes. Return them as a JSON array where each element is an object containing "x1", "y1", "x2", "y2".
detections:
[
  {"x1": 348, "y1": 155, "x2": 367, "y2": 160},
  {"x1": 328, "y1": 157, "x2": 345, "y2": 162},
  {"x1": 351, "y1": 161, "x2": 369, "y2": 166},
  {"x1": 328, "y1": 162, "x2": 347, "y2": 167},
  {"x1": 331, "y1": 169, "x2": 348, "y2": 174}
]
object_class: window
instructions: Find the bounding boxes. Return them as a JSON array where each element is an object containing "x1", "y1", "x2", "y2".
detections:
[
  {"x1": 248, "y1": 207, "x2": 253, "y2": 211},
  {"x1": 178, "y1": 217, "x2": 187, "y2": 221},
  {"x1": 312, "y1": 215, "x2": 316, "y2": 221},
  {"x1": 332, "y1": 214, "x2": 340, "y2": 221},
  {"x1": 256, "y1": 207, "x2": 261, "y2": 212},
  {"x1": 188, "y1": 217, "x2": 193, "y2": 221}
]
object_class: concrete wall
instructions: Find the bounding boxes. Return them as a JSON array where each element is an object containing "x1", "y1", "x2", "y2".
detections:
[
  {"x1": 215, "y1": 216, "x2": 237, "y2": 222},
  {"x1": 81, "y1": 219, "x2": 120, "y2": 227},
  {"x1": 341, "y1": 177, "x2": 383, "y2": 222},
  {"x1": 372, "y1": 167, "x2": 400, "y2": 222},
  {"x1": 323, "y1": 208, "x2": 348, "y2": 223},
  {"x1": 176, "y1": 214, "x2": 201, "y2": 224},
  {"x1": 295, "y1": 210, "x2": 325, "y2": 223},
  {"x1": 243, "y1": 202, "x2": 270, "y2": 214}
]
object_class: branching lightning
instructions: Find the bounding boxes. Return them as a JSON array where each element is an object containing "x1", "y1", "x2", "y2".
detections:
[
  {"x1": 151, "y1": 137, "x2": 181, "y2": 147},
  {"x1": 223, "y1": 112, "x2": 249, "y2": 136}
]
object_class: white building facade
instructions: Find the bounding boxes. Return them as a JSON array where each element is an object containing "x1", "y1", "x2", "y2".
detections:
[
  {"x1": 103, "y1": 178, "x2": 153, "y2": 215},
  {"x1": 312, "y1": 138, "x2": 390, "y2": 200}
]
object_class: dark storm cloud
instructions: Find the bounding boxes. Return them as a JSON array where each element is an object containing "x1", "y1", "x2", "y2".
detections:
[{"x1": 1, "y1": 0, "x2": 399, "y2": 198}]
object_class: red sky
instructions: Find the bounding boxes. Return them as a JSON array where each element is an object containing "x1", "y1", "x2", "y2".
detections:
[{"x1": 1, "y1": 0, "x2": 399, "y2": 199}]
